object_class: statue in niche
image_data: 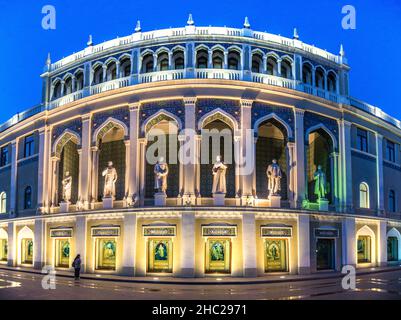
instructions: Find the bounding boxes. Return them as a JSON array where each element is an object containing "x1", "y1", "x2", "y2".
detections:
[
  {"x1": 267, "y1": 159, "x2": 282, "y2": 198},
  {"x1": 62, "y1": 171, "x2": 72, "y2": 202},
  {"x1": 102, "y1": 161, "x2": 118, "y2": 199},
  {"x1": 212, "y1": 155, "x2": 227, "y2": 194},
  {"x1": 314, "y1": 165, "x2": 328, "y2": 199},
  {"x1": 154, "y1": 157, "x2": 169, "y2": 193}
]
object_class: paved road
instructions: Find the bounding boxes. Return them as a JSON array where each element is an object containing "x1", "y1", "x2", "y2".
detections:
[{"x1": 0, "y1": 269, "x2": 400, "y2": 300}]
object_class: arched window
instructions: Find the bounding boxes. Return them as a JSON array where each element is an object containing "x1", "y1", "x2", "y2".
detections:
[
  {"x1": 106, "y1": 62, "x2": 117, "y2": 81},
  {"x1": 141, "y1": 53, "x2": 154, "y2": 73},
  {"x1": 302, "y1": 64, "x2": 312, "y2": 85},
  {"x1": 315, "y1": 67, "x2": 325, "y2": 89},
  {"x1": 227, "y1": 50, "x2": 240, "y2": 70},
  {"x1": 327, "y1": 71, "x2": 337, "y2": 93},
  {"x1": 0, "y1": 192, "x2": 6, "y2": 214},
  {"x1": 75, "y1": 71, "x2": 84, "y2": 91},
  {"x1": 389, "y1": 190, "x2": 396, "y2": 213},
  {"x1": 157, "y1": 52, "x2": 169, "y2": 71},
  {"x1": 266, "y1": 57, "x2": 277, "y2": 76},
  {"x1": 252, "y1": 53, "x2": 262, "y2": 73},
  {"x1": 53, "y1": 81, "x2": 62, "y2": 99},
  {"x1": 120, "y1": 57, "x2": 131, "y2": 78},
  {"x1": 92, "y1": 64, "x2": 104, "y2": 85},
  {"x1": 172, "y1": 50, "x2": 185, "y2": 69},
  {"x1": 280, "y1": 59, "x2": 292, "y2": 79},
  {"x1": 63, "y1": 77, "x2": 73, "y2": 95},
  {"x1": 212, "y1": 50, "x2": 224, "y2": 69},
  {"x1": 359, "y1": 182, "x2": 369, "y2": 209},
  {"x1": 196, "y1": 49, "x2": 208, "y2": 69},
  {"x1": 24, "y1": 187, "x2": 32, "y2": 210}
]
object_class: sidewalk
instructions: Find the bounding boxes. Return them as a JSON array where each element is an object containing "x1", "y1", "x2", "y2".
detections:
[{"x1": 0, "y1": 264, "x2": 400, "y2": 285}]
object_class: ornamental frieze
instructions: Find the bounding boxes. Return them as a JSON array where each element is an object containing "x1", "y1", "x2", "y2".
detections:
[
  {"x1": 91, "y1": 226, "x2": 121, "y2": 237},
  {"x1": 143, "y1": 225, "x2": 176, "y2": 237},
  {"x1": 92, "y1": 107, "x2": 130, "y2": 136},
  {"x1": 202, "y1": 224, "x2": 237, "y2": 237},
  {"x1": 50, "y1": 228, "x2": 73, "y2": 238},
  {"x1": 261, "y1": 226, "x2": 293, "y2": 238},
  {"x1": 52, "y1": 118, "x2": 82, "y2": 148}
]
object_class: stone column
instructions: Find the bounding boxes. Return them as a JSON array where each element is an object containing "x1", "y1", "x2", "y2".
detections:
[
  {"x1": 75, "y1": 216, "x2": 87, "y2": 272},
  {"x1": 37, "y1": 128, "x2": 49, "y2": 213},
  {"x1": 330, "y1": 152, "x2": 340, "y2": 210},
  {"x1": 33, "y1": 219, "x2": 45, "y2": 270},
  {"x1": 242, "y1": 213, "x2": 257, "y2": 277},
  {"x1": 153, "y1": 53, "x2": 158, "y2": 72},
  {"x1": 375, "y1": 133, "x2": 384, "y2": 215},
  {"x1": 342, "y1": 217, "x2": 356, "y2": 267},
  {"x1": 50, "y1": 157, "x2": 60, "y2": 208},
  {"x1": 377, "y1": 220, "x2": 387, "y2": 267},
  {"x1": 287, "y1": 142, "x2": 296, "y2": 208},
  {"x1": 138, "y1": 138, "x2": 148, "y2": 205},
  {"x1": 338, "y1": 120, "x2": 353, "y2": 212},
  {"x1": 7, "y1": 222, "x2": 16, "y2": 267},
  {"x1": 262, "y1": 55, "x2": 267, "y2": 73},
  {"x1": 124, "y1": 140, "x2": 130, "y2": 205},
  {"x1": 297, "y1": 214, "x2": 311, "y2": 274},
  {"x1": 182, "y1": 98, "x2": 197, "y2": 204},
  {"x1": 240, "y1": 99, "x2": 254, "y2": 203},
  {"x1": 294, "y1": 109, "x2": 306, "y2": 207},
  {"x1": 208, "y1": 50, "x2": 213, "y2": 69},
  {"x1": 180, "y1": 212, "x2": 195, "y2": 277},
  {"x1": 121, "y1": 213, "x2": 137, "y2": 276},
  {"x1": 102, "y1": 65, "x2": 107, "y2": 82},
  {"x1": 90, "y1": 146, "x2": 99, "y2": 206},
  {"x1": 195, "y1": 135, "x2": 201, "y2": 200},
  {"x1": 9, "y1": 140, "x2": 18, "y2": 216},
  {"x1": 129, "y1": 103, "x2": 140, "y2": 203},
  {"x1": 79, "y1": 115, "x2": 92, "y2": 209},
  {"x1": 223, "y1": 50, "x2": 228, "y2": 69},
  {"x1": 277, "y1": 59, "x2": 282, "y2": 77}
]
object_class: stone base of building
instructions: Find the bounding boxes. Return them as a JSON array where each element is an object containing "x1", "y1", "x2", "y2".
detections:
[{"x1": 243, "y1": 268, "x2": 258, "y2": 277}]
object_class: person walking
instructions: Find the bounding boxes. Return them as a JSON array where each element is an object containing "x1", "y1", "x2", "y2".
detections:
[{"x1": 72, "y1": 254, "x2": 82, "y2": 280}]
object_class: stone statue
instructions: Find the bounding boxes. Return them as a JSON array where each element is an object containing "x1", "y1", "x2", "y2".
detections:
[
  {"x1": 102, "y1": 161, "x2": 117, "y2": 198},
  {"x1": 314, "y1": 165, "x2": 328, "y2": 199},
  {"x1": 154, "y1": 157, "x2": 169, "y2": 193},
  {"x1": 62, "y1": 171, "x2": 72, "y2": 202},
  {"x1": 212, "y1": 155, "x2": 227, "y2": 194},
  {"x1": 267, "y1": 159, "x2": 282, "y2": 197}
]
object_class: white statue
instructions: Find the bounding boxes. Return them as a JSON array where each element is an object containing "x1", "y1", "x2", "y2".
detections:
[
  {"x1": 154, "y1": 157, "x2": 169, "y2": 193},
  {"x1": 314, "y1": 165, "x2": 328, "y2": 199},
  {"x1": 212, "y1": 155, "x2": 227, "y2": 194},
  {"x1": 267, "y1": 159, "x2": 282, "y2": 197},
  {"x1": 62, "y1": 171, "x2": 72, "y2": 202},
  {"x1": 102, "y1": 161, "x2": 117, "y2": 198}
]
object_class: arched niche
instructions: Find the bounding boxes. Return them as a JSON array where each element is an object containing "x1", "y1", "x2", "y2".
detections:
[
  {"x1": 387, "y1": 228, "x2": 401, "y2": 262},
  {"x1": 356, "y1": 225, "x2": 376, "y2": 265},
  {"x1": 17, "y1": 226, "x2": 34, "y2": 266}
]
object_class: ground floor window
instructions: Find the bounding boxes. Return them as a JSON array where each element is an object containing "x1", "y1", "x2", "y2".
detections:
[
  {"x1": 147, "y1": 238, "x2": 173, "y2": 273},
  {"x1": 55, "y1": 239, "x2": 70, "y2": 268},
  {"x1": 205, "y1": 238, "x2": 231, "y2": 274},
  {"x1": 357, "y1": 236, "x2": 371, "y2": 263},
  {"x1": 387, "y1": 237, "x2": 399, "y2": 262},
  {"x1": 21, "y1": 238, "x2": 33, "y2": 264},
  {"x1": 0, "y1": 239, "x2": 7, "y2": 261},
  {"x1": 316, "y1": 238, "x2": 335, "y2": 270},
  {"x1": 95, "y1": 238, "x2": 116, "y2": 271},
  {"x1": 264, "y1": 239, "x2": 288, "y2": 273}
]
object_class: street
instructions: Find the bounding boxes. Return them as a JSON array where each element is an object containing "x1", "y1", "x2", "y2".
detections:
[{"x1": 0, "y1": 269, "x2": 400, "y2": 300}]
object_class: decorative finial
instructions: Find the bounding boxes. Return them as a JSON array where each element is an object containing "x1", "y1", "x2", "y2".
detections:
[
  {"x1": 46, "y1": 52, "x2": 51, "y2": 65},
  {"x1": 135, "y1": 20, "x2": 141, "y2": 32},
  {"x1": 293, "y1": 28, "x2": 299, "y2": 40},
  {"x1": 243, "y1": 16, "x2": 250, "y2": 29},
  {"x1": 187, "y1": 13, "x2": 194, "y2": 26},
  {"x1": 340, "y1": 44, "x2": 345, "y2": 57},
  {"x1": 87, "y1": 35, "x2": 93, "y2": 46}
]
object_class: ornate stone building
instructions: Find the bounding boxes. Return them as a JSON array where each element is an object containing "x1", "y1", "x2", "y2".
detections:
[{"x1": 0, "y1": 16, "x2": 400, "y2": 277}]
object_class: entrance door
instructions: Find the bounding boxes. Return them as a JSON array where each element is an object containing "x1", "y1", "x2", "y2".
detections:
[
  {"x1": 95, "y1": 238, "x2": 117, "y2": 270},
  {"x1": 55, "y1": 239, "x2": 70, "y2": 268},
  {"x1": 205, "y1": 238, "x2": 231, "y2": 274},
  {"x1": 264, "y1": 239, "x2": 288, "y2": 273},
  {"x1": 387, "y1": 237, "x2": 399, "y2": 262},
  {"x1": 147, "y1": 238, "x2": 173, "y2": 273},
  {"x1": 316, "y1": 238, "x2": 335, "y2": 270},
  {"x1": 21, "y1": 238, "x2": 33, "y2": 265}
]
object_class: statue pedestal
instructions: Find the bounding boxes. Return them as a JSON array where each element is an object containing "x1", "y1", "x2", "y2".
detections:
[
  {"x1": 317, "y1": 199, "x2": 329, "y2": 212},
  {"x1": 154, "y1": 192, "x2": 167, "y2": 206},
  {"x1": 213, "y1": 193, "x2": 226, "y2": 206},
  {"x1": 269, "y1": 195, "x2": 281, "y2": 208},
  {"x1": 60, "y1": 201, "x2": 70, "y2": 213},
  {"x1": 102, "y1": 197, "x2": 114, "y2": 209}
]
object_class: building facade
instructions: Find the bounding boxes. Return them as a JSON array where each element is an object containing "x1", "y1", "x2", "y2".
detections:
[{"x1": 0, "y1": 17, "x2": 400, "y2": 277}]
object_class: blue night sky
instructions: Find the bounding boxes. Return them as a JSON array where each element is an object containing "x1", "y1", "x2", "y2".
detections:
[{"x1": 0, "y1": 0, "x2": 400, "y2": 123}]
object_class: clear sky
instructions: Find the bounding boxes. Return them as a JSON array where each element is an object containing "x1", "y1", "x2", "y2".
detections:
[{"x1": 0, "y1": 0, "x2": 400, "y2": 123}]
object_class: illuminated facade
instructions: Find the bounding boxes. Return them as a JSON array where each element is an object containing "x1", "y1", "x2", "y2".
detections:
[{"x1": 0, "y1": 16, "x2": 400, "y2": 277}]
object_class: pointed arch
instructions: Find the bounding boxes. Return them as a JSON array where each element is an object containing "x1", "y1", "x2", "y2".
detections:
[
  {"x1": 172, "y1": 45, "x2": 186, "y2": 53},
  {"x1": 142, "y1": 109, "x2": 183, "y2": 135},
  {"x1": 155, "y1": 46, "x2": 170, "y2": 55},
  {"x1": 387, "y1": 227, "x2": 401, "y2": 262},
  {"x1": 104, "y1": 57, "x2": 118, "y2": 66},
  {"x1": 305, "y1": 123, "x2": 338, "y2": 150},
  {"x1": 356, "y1": 225, "x2": 376, "y2": 265},
  {"x1": 198, "y1": 108, "x2": 239, "y2": 132},
  {"x1": 17, "y1": 226, "x2": 34, "y2": 265},
  {"x1": 92, "y1": 117, "x2": 129, "y2": 145},
  {"x1": 141, "y1": 48, "x2": 155, "y2": 58},
  {"x1": 254, "y1": 113, "x2": 293, "y2": 139},
  {"x1": 0, "y1": 227, "x2": 7, "y2": 239},
  {"x1": 53, "y1": 129, "x2": 81, "y2": 157}
]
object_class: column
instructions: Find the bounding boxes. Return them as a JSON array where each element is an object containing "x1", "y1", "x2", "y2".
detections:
[
  {"x1": 297, "y1": 214, "x2": 310, "y2": 274},
  {"x1": 37, "y1": 128, "x2": 49, "y2": 213},
  {"x1": 338, "y1": 120, "x2": 353, "y2": 212},
  {"x1": 102, "y1": 65, "x2": 107, "y2": 82},
  {"x1": 195, "y1": 135, "x2": 201, "y2": 199},
  {"x1": 287, "y1": 142, "x2": 296, "y2": 208},
  {"x1": 129, "y1": 103, "x2": 139, "y2": 203},
  {"x1": 330, "y1": 152, "x2": 340, "y2": 210},
  {"x1": 377, "y1": 220, "x2": 387, "y2": 267},
  {"x1": 153, "y1": 53, "x2": 158, "y2": 72},
  {"x1": 242, "y1": 213, "x2": 257, "y2": 277},
  {"x1": 376, "y1": 133, "x2": 384, "y2": 215},
  {"x1": 10, "y1": 140, "x2": 18, "y2": 216},
  {"x1": 121, "y1": 213, "x2": 137, "y2": 276},
  {"x1": 262, "y1": 55, "x2": 267, "y2": 73},
  {"x1": 138, "y1": 138, "x2": 147, "y2": 205},
  {"x1": 342, "y1": 217, "x2": 356, "y2": 267},
  {"x1": 90, "y1": 147, "x2": 99, "y2": 205},
  {"x1": 75, "y1": 216, "x2": 87, "y2": 272},
  {"x1": 240, "y1": 99, "x2": 254, "y2": 202},
  {"x1": 208, "y1": 50, "x2": 213, "y2": 68},
  {"x1": 7, "y1": 222, "x2": 16, "y2": 267},
  {"x1": 116, "y1": 61, "x2": 120, "y2": 79},
  {"x1": 223, "y1": 50, "x2": 228, "y2": 69},
  {"x1": 33, "y1": 219, "x2": 45, "y2": 270},
  {"x1": 277, "y1": 59, "x2": 282, "y2": 77},
  {"x1": 294, "y1": 109, "x2": 305, "y2": 207},
  {"x1": 180, "y1": 212, "x2": 195, "y2": 277},
  {"x1": 124, "y1": 140, "x2": 130, "y2": 205},
  {"x1": 178, "y1": 136, "x2": 185, "y2": 199},
  {"x1": 79, "y1": 115, "x2": 92, "y2": 209},
  {"x1": 50, "y1": 157, "x2": 60, "y2": 207}
]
